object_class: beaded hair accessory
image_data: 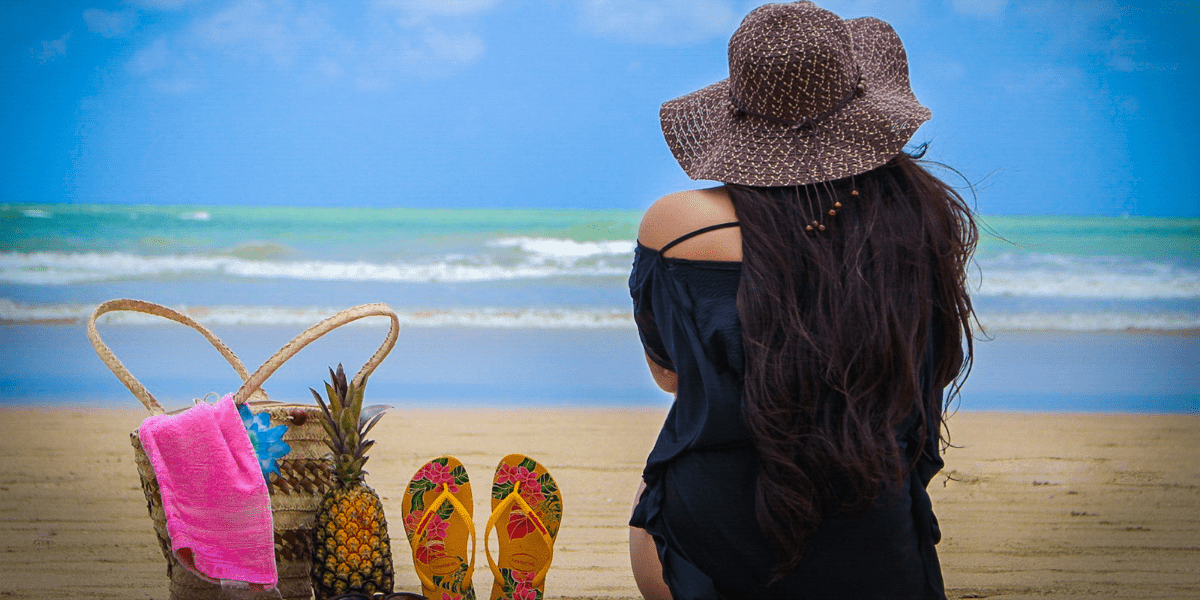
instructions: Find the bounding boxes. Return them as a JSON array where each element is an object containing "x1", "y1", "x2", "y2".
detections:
[
  {"x1": 798, "y1": 176, "x2": 858, "y2": 233},
  {"x1": 802, "y1": 186, "x2": 857, "y2": 233}
]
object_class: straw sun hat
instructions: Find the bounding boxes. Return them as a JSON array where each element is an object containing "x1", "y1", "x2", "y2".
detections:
[{"x1": 661, "y1": 1, "x2": 930, "y2": 187}]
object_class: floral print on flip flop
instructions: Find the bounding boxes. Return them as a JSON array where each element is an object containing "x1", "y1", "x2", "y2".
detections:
[
  {"x1": 495, "y1": 568, "x2": 541, "y2": 600},
  {"x1": 410, "y1": 512, "x2": 449, "y2": 563},
  {"x1": 491, "y1": 458, "x2": 562, "y2": 540},
  {"x1": 431, "y1": 574, "x2": 474, "y2": 600},
  {"x1": 405, "y1": 457, "x2": 475, "y2": 600},
  {"x1": 405, "y1": 458, "x2": 469, "y2": 541}
]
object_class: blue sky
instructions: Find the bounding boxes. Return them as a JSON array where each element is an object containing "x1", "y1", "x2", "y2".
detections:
[{"x1": 2, "y1": 0, "x2": 1197, "y2": 215}]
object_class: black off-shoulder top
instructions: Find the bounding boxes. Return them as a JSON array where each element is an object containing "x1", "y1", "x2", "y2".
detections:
[{"x1": 628, "y1": 224, "x2": 948, "y2": 600}]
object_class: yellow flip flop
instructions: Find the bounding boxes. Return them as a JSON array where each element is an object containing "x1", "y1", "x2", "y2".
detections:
[
  {"x1": 403, "y1": 456, "x2": 477, "y2": 600},
  {"x1": 484, "y1": 454, "x2": 563, "y2": 600}
]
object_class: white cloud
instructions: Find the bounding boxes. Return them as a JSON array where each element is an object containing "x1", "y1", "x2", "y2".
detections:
[
  {"x1": 375, "y1": 0, "x2": 501, "y2": 19},
  {"x1": 1001, "y1": 65, "x2": 1083, "y2": 94},
  {"x1": 31, "y1": 32, "x2": 72, "y2": 63},
  {"x1": 194, "y1": 0, "x2": 308, "y2": 66},
  {"x1": 419, "y1": 28, "x2": 486, "y2": 65},
  {"x1": 83, "y1": 8, "x2": 138, "y2": 38},
  {"x1": 316, "y1": 57, "x2": 344, "y2": 79},
  {"x1": 951, "y1": 0, "x2": 1008, "y2": 19},
  {"x1": 935, "y1": 60, "x2": 966, "y2": 82},
  {"x1": 1113, "y1": 95, "x2": 1139, "y2": 117},
  {"x1": 355, "y1": 27, "x2": 485, "y2": 87},
  {"x1": 128, "y1": 37, "x2": 203, "y2": 94},
  {"x1": 128, "y1": 37, "x2": 171, "y2": 74},
  {"x1": 1105, "y1": 32, "x2": 1174, "y2": 73},
  {"x1": 152, "y1": 77, "x2": 202, "y2": 94},
  {"x1": 1015, "y1": 1, "x2": 1173, "y2": 74},
  {"x1": 128, "y1": 0, "x2": 200, "y2": 10},
  {"x1": 581, "y1": 0, "x2": 739, "y2": 45},
  {"x1": 1107, "y1": 32, "x2": 1142, "y2": 73},
  {"x1": 357, "y1": 0, "x2": 497, "y2": 84},
  {"x1": 119, "y1": 0, "x2": 495, "y2": 92}
]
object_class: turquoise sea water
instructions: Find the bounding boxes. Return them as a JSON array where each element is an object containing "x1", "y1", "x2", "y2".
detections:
[
  {"x1": 1, "y1": 205, "x2": 1197, "y2": 411},
  {"x1": 3, "y1": 204, "x2": 1198, "y2": 330}
]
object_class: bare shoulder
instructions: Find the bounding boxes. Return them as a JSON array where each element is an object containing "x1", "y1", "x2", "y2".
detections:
[{"x1": 638, "y1": 187, "x2": 742, "y2": 261}]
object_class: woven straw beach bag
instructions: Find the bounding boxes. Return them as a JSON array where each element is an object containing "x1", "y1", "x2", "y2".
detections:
[{"x1": 88, "y1": 299, "x2": 400, "y2": 600}]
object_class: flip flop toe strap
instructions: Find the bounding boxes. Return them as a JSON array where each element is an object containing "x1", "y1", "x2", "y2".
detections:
[
  {"x1": 413, "y1": 483, "x2": 476, "y2": 592},
  {"x1": 484, "y1": 481, "x2": 555, "y2": 589}
]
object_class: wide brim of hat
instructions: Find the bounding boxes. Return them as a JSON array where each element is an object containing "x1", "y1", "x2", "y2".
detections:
[{"x1": 661, "y1": 17, "x2": 931, "y2": 187}]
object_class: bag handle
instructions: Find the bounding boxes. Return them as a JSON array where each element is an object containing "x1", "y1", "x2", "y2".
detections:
[
  {"x1": 232, "y1": 303, "x2": 399, "y2": 405},
  {"x1": 87, "y1": 299, "x2": 254, "y2": 416}
]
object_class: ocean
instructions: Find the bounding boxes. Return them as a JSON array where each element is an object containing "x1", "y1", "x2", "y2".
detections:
[{"x1": 1, "y1": 204, "x2": 1197, "y2": 412}]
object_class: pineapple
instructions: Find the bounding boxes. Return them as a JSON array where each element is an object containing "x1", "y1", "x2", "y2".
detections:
[{"x1": 310, "y1": 364, "x2": 394, "y2": 599}]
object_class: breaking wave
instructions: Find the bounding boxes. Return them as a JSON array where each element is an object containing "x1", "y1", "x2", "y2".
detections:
[{"x1": 2, "y1": 300, "x2": 1197, "y2": 332}]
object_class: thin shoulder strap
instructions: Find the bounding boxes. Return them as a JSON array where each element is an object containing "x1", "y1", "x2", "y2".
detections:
[{"x1": 659, "y1": 221, "x2": 741, "y2": 256}]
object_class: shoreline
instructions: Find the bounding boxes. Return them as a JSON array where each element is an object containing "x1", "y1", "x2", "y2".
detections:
[
  {"x1": 5, "y1": 325, "x2": 1197, "y2": 414},
  {"x1": 2, "y1": 407, "x2": 1198, "y2": 599}
]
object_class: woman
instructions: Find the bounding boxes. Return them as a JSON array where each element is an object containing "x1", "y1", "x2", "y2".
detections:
[{"x1": 627, "y1": 3, "x2": 976, "y2": 599}]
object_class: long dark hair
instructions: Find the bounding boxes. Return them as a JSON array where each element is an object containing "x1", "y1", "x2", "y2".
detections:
[{"x1": 729, "y1": 149, "x2": 977, "y2": 577}]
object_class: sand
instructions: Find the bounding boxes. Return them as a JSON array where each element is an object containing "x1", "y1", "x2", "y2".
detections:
[{"x1": 0, "y1": 407, "x2": 1197, "y2": 599}]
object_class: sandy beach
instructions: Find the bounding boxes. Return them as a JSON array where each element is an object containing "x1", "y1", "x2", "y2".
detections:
[{"x1": 1, "y1": 407, "x2": 1197, "y2": 599}]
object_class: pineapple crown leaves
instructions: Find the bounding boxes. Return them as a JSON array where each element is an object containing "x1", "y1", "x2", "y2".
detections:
[{"x1": 308, "y1": 364, "x2": 391, "y2": 485}]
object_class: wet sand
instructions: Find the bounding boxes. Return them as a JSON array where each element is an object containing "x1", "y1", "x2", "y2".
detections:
[{"x1": 0, "y1": 408, "x2": 1197, "y2": 599}]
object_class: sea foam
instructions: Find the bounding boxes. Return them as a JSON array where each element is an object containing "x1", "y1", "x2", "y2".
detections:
[
  {"x1": 0, "y1": 248, "x2": 632, "y2": 285},
  {"x1": 490, "y1": 237, "x2": 635, "y2": 261},
  {"x1": 974, "y1": 253, "x2": 1200, "y2": 299},
  {"x1": 0, "y1": 300, "x2": 633, "y2": 328},
  {"x1": 2, "y1": 300, "x2": 1197, "y2": 332},
  {"x1": 6, "y1": 247, "x2": 1198, "y2": 300},
  {"x1": 4, "y1": 222, "x2": 1200, "y2": 315}
]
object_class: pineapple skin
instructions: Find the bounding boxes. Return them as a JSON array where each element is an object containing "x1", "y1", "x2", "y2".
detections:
[{"x1": 311, "y1": 482, "x2": 395, "y2": 599}]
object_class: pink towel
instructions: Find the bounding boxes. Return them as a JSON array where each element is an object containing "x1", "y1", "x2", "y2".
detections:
[{"x1": 138, "y1": 394, "x2": 277, "y2": 589}]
